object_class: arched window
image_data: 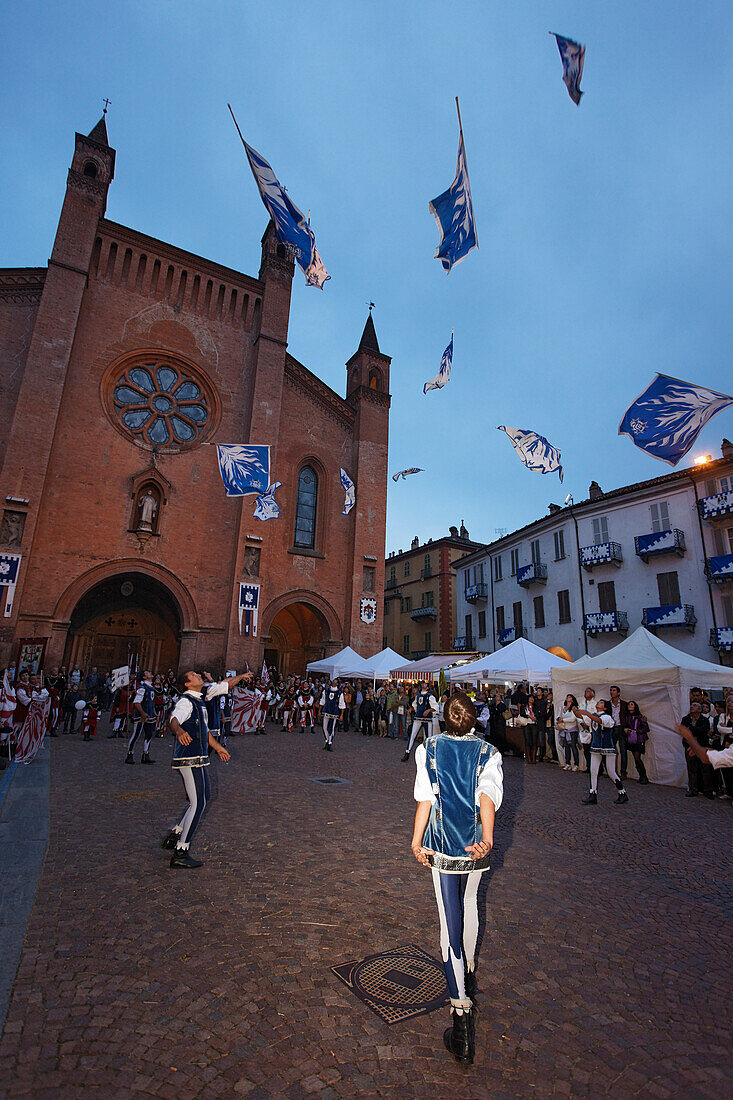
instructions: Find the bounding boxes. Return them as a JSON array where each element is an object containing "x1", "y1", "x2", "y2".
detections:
[
  {"x1": 369, "y1": 368, "x2": 381, "y2": 390},
  {"x1": 294, "y1": 466, "x2": 318, "y2": 549}
]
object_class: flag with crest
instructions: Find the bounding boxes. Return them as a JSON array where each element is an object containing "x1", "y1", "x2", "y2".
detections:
[
  {"x1": 429, "y1": 107, "x2": 477, "y2": 273},
  {"x1": 619, "y1": 374, "x2": 733, "y2": 466},
  {"x1": 216, "y1": 445, "x2": 270, "y2": 497},
  {"x1": 551, "y1": 33, "x2": 585, "y2": 105},
  {"x1": 424, "y1": 335, "x2": 453, "y2": 394},
  {"x1": 498, "y1": 426, "x2": 564, "y2": 481}
]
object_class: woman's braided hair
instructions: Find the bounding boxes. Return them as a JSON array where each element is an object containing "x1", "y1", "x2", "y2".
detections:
[{"x1": 444, "y1": 691, "x2": 476, "y2": 736}]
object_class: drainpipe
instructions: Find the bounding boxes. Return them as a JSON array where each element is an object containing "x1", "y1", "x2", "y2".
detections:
[
  {"x1": 489, "y1": 553, "x2": 496, "y2": 652},
  {"x1": 690, "y1": 475, "x2": 721, "y2": 664},
  {"x1": 569, "y1": 504, "x2": 588, "y2": 655}
]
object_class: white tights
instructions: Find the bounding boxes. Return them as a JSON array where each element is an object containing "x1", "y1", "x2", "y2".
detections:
[
  {"x1": 590, "y1": 752, "x2": 625, "y2": 793},
  {"x1": 431, "y1": 868, "x2": 483, "y2": 1006}
]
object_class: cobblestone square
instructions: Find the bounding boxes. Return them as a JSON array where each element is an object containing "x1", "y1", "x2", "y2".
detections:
[{"x1": 1, "y1": 722, "x2": 730, "y2": 1098}]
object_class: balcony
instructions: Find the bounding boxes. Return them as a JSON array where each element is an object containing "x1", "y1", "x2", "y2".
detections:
[
  {"x1": 386, "y1": 577, "x2": 398, "y2": 589},
  {"x1": 420, "y1": 567, "x2": 433, "y2": 580},
  {"x1": 498, "y1": 626, "x2": 516, "y2": 646},
  {"x1": 634, "y1": 529, "x2": 686, "y2": 562},
  {"x1": 411, "y1": 605, "x2": 437, "y2": 621},
  {"x1": 710, "y1": 627, "x2": 733, "y2": 652},
  {"x1": 698, "y1": 490, "x2": 733, "y2": 523},
  {"x1": 705, "y1": 554, "x2": 733, "y2": 585},
  {"x1": 453, "y1": 635, "x2": 473, "y2": 651},
  {"x1": 585, "y1": 611, "x2": 629, "y2": 635},
  {"x1": 465, "y1": 582, "x2": 488, "y2": 602},
  {"x1": 580, "y1": 542, "x2": 623, "y2": 570},
  {"x1": 642, "y1": 604, "x2": 696, "y2": 633},
  {"x1": 517, "y1": 562, "x2": 548, "y2": 587}
]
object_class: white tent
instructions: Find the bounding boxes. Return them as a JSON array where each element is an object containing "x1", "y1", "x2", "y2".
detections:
[
  {"x1": 449, "y1": 637, "x2": 571, "y2": 686},
  {"x1": 305, "y1": 645, "x2": 371, "y2": 679},
  {"x1": 360, "y1": 647, "x2": 407, "y2": 683},
  {"x1": 551, "y1": 627, "x2": 733, "y2": 787}
]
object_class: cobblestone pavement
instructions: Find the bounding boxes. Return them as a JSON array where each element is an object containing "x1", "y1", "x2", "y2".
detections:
[{"x1": 1, "y1": 721, "x2": 731, "y2": 1099}]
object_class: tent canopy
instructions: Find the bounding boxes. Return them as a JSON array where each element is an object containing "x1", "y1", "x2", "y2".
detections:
[
  {"x1": 551, "y1": 627, "x2": 733, "y2": 788},
  {"x1": 359, "y1": 647, "x2": 407, "y2": 680},
  {"x1": 449, "y1": 637, "x2": 570, "y2": 686},
  {"x1": 390, "y1": 654, "x2": 465, "y2": 679},
  {"x1": 305, "y1": 645, "x2": 371, "y2": 679}
]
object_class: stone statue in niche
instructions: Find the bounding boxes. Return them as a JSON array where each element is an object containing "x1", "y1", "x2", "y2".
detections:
[
  {"x1": 0, "y1": 510, "x2": 25, "y2": 548},
  {"x1": 136, "y1": 489, "x2": 158, "y2": 533},
  {"x1": 242, "y1": 546, "x2": 261, "y2": 578}
]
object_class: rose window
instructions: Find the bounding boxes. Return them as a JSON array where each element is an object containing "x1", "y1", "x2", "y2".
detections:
[{"x1": 110, "y1": 358, "x2": 214, "y2": 450}]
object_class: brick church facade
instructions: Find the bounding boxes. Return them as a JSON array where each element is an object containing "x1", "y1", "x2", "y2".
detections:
[{"x1": 0, "y1": 116, "x2": 390, "y2": 676}]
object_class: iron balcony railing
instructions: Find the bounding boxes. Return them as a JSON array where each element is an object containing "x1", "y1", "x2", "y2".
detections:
[
  {"x1": 585, "y1": 611, "x2": 629, "y2": 635},
  {"x1": 453, "y1": 635, "x2": 472, "y2": 651},
  {"x1": 580, "y1": 541, "x2": 623, "y2": 570},
  {"x1": 710, "y1": 627, "x2": 733, "y2": 651},
  {"x1": 634, "y1": 529, "x2": 686, "y2": 562},
  {"x1": 642, "y1": 604, "x2": 696, "y2": 632},
  {"x1": 698, "y1": 490, "x2": 733, "y2": 522},
  {"x1": 705, "y1": 554, "x2": 733, "y2": 584},
  {"x1": 411, "y1": 605, "x2": 437, "y2": 621},
  {"x1": 465, "y1": 582, "x2": 489, "y2": 602},
  {"x1": 516, "y1": 562, "x2": 548, "y2": 587}
]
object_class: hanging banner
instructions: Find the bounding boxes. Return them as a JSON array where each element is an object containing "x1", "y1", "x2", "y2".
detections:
[
  {"x1": 0, "y1": 553, "x2": 21, "y2": 617},
  {"x1": 238, "y1": 582, "x2": 261, "y2": 636}
]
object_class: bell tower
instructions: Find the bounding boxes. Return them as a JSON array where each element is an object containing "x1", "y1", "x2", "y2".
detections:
[{"x1": 345, "y1": 310, "x2": 391, "y2": 402}]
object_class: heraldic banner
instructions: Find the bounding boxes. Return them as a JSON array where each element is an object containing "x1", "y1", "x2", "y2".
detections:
[
  {"x1": 230, "y1": 685, "x2": 268, "y2": 734},
  {"x1": 15, "y1": 695, "x2": 50, "y2": 765}
]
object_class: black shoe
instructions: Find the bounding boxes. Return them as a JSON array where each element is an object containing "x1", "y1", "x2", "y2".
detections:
[
  {"x1": 685, "y1": 790, "x2": 698, "y2": 797},
  {"x1": 638, "y1": 777, "x2": 650, "y2": 785},
  {"x1": 443, "y1": 1007, "x2": 474, "y2": 1066},
  {"x1": 141, "y1": 752, "x2": 155, "y2": 764},
  {"x1": 581, "y1": 791, "x2": 598, "y2": 805},
  {"x1": 160, "y1": 830, "x2": 179, "y2": 850},
  {"x1": 464, "y1": 968, "x2": 478, "y2": 1000},
  {"x1": 326, "y1": 743, "x2": 333, "y2": 752},
  {"x1": 614, "y1": 792, "x2": 629, "y2": 805},
  {"x1": 125, "y1": 752, "x2": 135, "y2": 764},
  {"x1": 322, "y1": 742, "x2": 328, "y2": 751},
  {"x1": 169, "y1": 849, "x2": 203, "y2": 869},
  {"x1": 83, "y1": 734, "x2": 90, "y2": 742},
  {"x1": 401, "y1": 752, "x2": 410, "y2": 763}
]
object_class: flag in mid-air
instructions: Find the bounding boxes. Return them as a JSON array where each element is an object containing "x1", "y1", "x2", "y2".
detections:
[
  {"x1": 424, "y1": 335, "x2": 454, "y2": 394},
  {"x1": 253, "y1": 482, "x2": 282, "y2": 521},
  {"x1": 551, "y1": 33, "x2": 585, "y2": 105},
  {"x1": 237, "y1": 127, "x2": 330, "y2": 288},
  {"x1": 392, "y1": 468, "x2": 424, "y2": 482},
  {"x1": 216, "y1": 445, "x2": 270, "y2": 496},
  {"x1": 261, "y1": 660, "x2": 270, "y2": 687},
  {"x1": 429, "y1": 126, "x2": 477, "y2": 273},
  {"x1": 498, "y1": 426, "x2": 564, "y2": 482},
  {"x1": 340, "y1": 468, "x2": 356, "y2": 515},
  {"x1": 619, "y1": 374, "x2": 733, "y2": 466}
]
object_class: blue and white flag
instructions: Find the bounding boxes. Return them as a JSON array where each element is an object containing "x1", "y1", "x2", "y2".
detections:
[
  {"x1": 619, "y1": 374, "x2": 733, "y2": 466},
  {"x1": 0, "y1": 553, "x2": 21, "y2": 618},
  {"x1": 424, "y1": 335, "x2": 453, "y2": 395},
  {"x1": 340, "y1": 468, "x2": 355, "y2": 515},
  {"x1": 216, "y1": 445, "x2": 270, "y2": 496},
  {"x1": 238, "y1": 582, "x2": 260, "y2": 637},
  {"x1": 498, "y1": 426, "x2": 564, "y2": 482},
  {"x1": 392, "y1": 467, "x2": 424, "y2": 482},
  {"x1": 551, "y1": 33, "x2": 585, "y2": 105},
  {"x1": 429, "y1": 131, "x2": 477, "y2": 273},
  {"x1": 253, "y1": 482, "x2": 282, "y2": 521},
  {"x1": 240, "y1": 135, "x2": 330, "y2": 289}
]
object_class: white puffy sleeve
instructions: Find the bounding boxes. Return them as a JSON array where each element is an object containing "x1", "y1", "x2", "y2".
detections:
[
  {"x1": 413, "y1": 743, "x2": 435, "y2": 804},
  {"x1": 476, "y1": 746, "x2": 503, "y2": 812}
]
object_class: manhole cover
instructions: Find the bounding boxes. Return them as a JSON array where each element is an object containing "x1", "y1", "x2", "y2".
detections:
[
  {"x1": 332, "y1": 945, "x2": 448, "y2": 1024},
  {"x1": 309, "y1": 776, "x2": 352, "y2": 786}
]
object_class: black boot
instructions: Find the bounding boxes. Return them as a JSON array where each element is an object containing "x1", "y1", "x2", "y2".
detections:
[
  {"x1": 581, "y1": 791, "x2": 597, "y2": 804},
  {"x1": 160, "y1": 830, "x2": 179, "y2": 850},
  {"x1": 125, "y1": 751, "x2": 135, "y2": 764},
  {"x1": 464, "y1": 968, "x2": 478, "y2": 1001},
  {"x1": 401, "y1": 751, "x2": 410, "y2": 763},
  {"x1": 169, "y1": 849, "x2": 203, "y2": 869},
  {"x1": 141, "y1": 752, "x2": 155, "y2": 764},
  {"x1": 614, "y1": 778, "x2": 628, "y2": 804},
  {"x1": 443, "y1": 1006, "x2": 474, "y2": 1066}
]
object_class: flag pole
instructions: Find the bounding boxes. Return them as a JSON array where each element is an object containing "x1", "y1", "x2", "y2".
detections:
[
  {"x1": 228, "y1": 103, "x2": 266, "y2": 197},
  {"x1": 454, "y1": 96, "x2": 478, "y2": 249}
]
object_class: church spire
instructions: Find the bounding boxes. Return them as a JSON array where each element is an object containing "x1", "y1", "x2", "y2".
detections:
[
  {"x1": 357, "y1": 311, "x2": 380, "y2": 355},
  {"x1": 87, "y1": 115, "x2": 110, "y2": 147}
]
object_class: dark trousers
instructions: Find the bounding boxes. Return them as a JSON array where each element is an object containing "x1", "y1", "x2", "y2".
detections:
[
  {"x1": 548, "y1": 727, "x2": 558, "y2": 761},
  {"x1": 612, "y1": 725, "x2": 628, "y2": 775},
  {"x1": 62, "y1": 708, "x2": 77, "y2": 733},
  {"x1": 686, "y1": 752, "x2": 714, "y2": 796},
  {"x1": 630, "y1": 748, "x2": 648, "y2": 781},
  {"x1": 564, "y1": 732, "x2": 580, "y2": 766}
]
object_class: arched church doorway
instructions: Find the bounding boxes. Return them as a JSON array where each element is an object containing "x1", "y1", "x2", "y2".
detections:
[
  {"x1": 62, "y1": 572, "x2": 182, "y2": 675},
  {"x1": 267, "y1": 602, "x2": 330, "y2": 677}
]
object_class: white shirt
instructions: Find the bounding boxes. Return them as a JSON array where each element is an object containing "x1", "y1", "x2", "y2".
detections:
[
  {"x1": 558, "y1": 707, "x2": 578, "y2": 731},
  {"x1": 320, "y1": 691, "x2": 346, "y2": 709},
  {"x1": 708, "y1": 745, "x2": 733, "y2": 769},
  {"x1": 171, "y1": 681, "x2": 229, "y2": 726},
  {"x1": 134, "y1": 681, "x2": 154, "y2": 707},
  {"x1": 413, "y1": 737, "x2": 503, "y2": 812},
  {"x1": 611, "y1": 700, "x2": 621, "y2": 724}
]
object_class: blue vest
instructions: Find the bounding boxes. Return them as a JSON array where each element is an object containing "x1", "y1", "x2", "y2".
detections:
[
  {"x1": 416, "y1": 692, "x2": 433, "y2": 719},
  {"x1": 423, "y1": 733, "x2": 494, "y2": 872},
  {"x1": 323, "y1": 687, "x2": 341, "y2": 716},
  {"x1": 139, "y1": 682, "x2": 155, "y2": 720},
  {"x1": 203, "y1": 684, "x2": 221, "y2": 731},
  {"x1": 172, "y1": 693, "x2": 210, "y2": 769}
]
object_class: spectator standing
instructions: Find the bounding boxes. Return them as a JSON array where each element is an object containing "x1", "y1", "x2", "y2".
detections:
[
  {"x1": 714, "y1": 699, "x2": 733, "y2": 799},
  {"x1": 624, "y1": 700, "x2": 650, "y2": 784},
  {"x1": 556, "y1": 695, "x2": 580, "y2": 771},
  {"x1": 606, "y1": 685, "x2": 629, "y2": 778},
  {"x1": 521, "y1": 695, "x2": 538, "y2": 764},
  {"x1": 681, "y1": 700, "x2": 714, "y2": 799},
  {"x1": 61, "y1": 681, "x2": 82, "y2": 734},
  {"x1": 534, "y1": 689, "x2": 548, "y2": 762}
]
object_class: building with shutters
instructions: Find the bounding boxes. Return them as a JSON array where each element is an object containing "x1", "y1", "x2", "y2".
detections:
[
  {"x1": 454, "y1": 441, "x2": 733, "y2": 666},
  {"x1": 0, "y1": 114, "x2": 391, "y2": 677}
]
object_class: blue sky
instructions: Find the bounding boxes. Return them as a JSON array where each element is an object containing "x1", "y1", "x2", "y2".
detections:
[{"x1": 2, "y1": 1, "x2": 731, "y2": 554}]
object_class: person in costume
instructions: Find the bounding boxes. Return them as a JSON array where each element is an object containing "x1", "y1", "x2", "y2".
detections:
[
  {"x1": 109, "y1": 682, "x2": 132, "y2": 738},
  {"x1": 411, "y1": 691, "x2": 503, "y2": 1066},
  {"x1": 320, "y1": 679, "x2": 345, "y2": 752},
  {"x1": 81, "y1": 696, "x2": 99, "y2": 741},
  {"x1": 163, "y1": 668, "x2": 252, "y2": 869},
  {"x1": 574, "y1": 699, "x2": 629, "y2": 805},
  {"x1": 46, "y1": 667, "x2": 66, "y2": 736},
  {"x1": 297, "y1": 681, "x2": 316, "y2": 733},
  {"x1": 282, "y1": 680, "x2": 297, "y2": 732},
  {"x1": 401, "y1": 680, "x2": 439, "y2": 763},
  {"x1": 125, "y1": 670, "x2": 158, "y2": 765}
]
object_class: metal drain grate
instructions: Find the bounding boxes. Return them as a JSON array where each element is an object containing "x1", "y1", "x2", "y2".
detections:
[
  {"x1": 332, "y1": 944, "x2": 448, "y2": 1024},
  {"x1": 309, "y1": 776, "x2": 352, "y2": 786}
]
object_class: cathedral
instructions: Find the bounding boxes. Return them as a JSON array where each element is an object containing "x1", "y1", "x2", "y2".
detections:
[{"x1": 0, "y1": 115, "x2": 390, "y2": 676}]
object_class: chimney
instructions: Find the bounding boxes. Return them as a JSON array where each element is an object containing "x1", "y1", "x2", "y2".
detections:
[
  {"x1": 589, "y1": 481, "x2": 603, "y2": 501},
  {"x1": 722, "y1": 438, "x2": 733, "y2": 460},
  {"x1": 411, "y1": 536, "x2": 419, "y2": 549},
  {"x1": 449, "y1": 525, "x2": 459, "y2": 538},
  {"x1": 548, "y1": 503, "x2": 561, "y2": 514},
  {"x1": 459, "y1": 521, "x2": 468, "y2": 539}
]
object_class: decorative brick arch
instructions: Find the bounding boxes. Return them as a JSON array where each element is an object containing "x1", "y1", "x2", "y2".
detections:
[
  {"x1": 53, "y1": 558, "x2": 199, "y2": 631},
  {"x1": 261, "y1": 589, "x2": 342, "y2": 643}
]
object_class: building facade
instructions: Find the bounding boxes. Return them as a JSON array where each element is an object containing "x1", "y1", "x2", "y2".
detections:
[
  {"x1": 454, "y1": 443, "x2": 733, "y2": 666},
  {"x1": 0, "y1": 116, "x2": 390, "y2": 677},
  {"x1": 384, "y1": 525, "x2": 482, "y2": 658}
]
